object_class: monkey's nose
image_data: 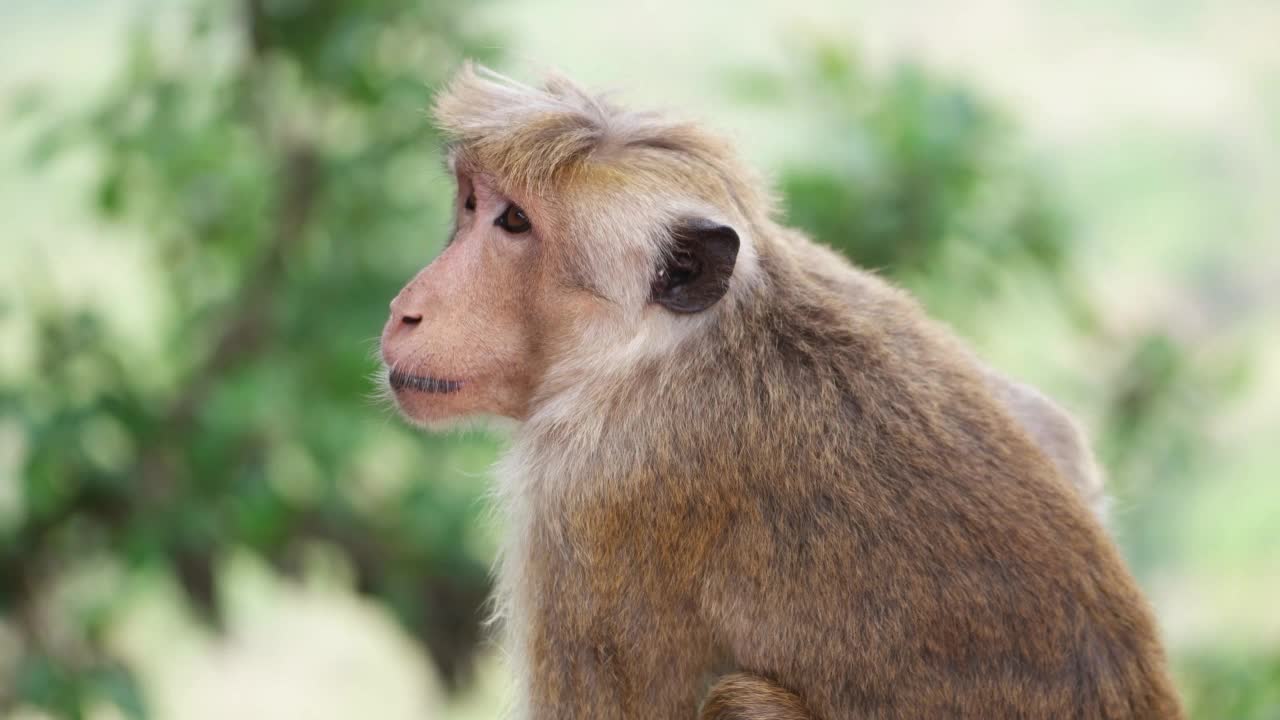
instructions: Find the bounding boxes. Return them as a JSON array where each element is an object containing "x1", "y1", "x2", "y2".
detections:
[
  {"x1": 381, "y1": 308, "x2": 424, "y2": 364},
  {"x1": 389, "y1": 292, "x2": 425, "y2": 329},
  {"x1": 387, "y1": 282, "x2": 430, "y2": 343}
]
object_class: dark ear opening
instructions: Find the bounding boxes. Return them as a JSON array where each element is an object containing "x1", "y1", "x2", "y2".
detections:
[{"x1": 651, "y1": 218, "x2": 740, "y2": 314}]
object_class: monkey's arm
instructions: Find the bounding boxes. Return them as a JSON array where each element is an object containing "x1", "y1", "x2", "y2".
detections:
[
  {"x1": 519, "y1": 600, "x2": 719, "y2": 719},
  {"x1": 513, "y1": 513, "x2": 723, "y2": 720}
]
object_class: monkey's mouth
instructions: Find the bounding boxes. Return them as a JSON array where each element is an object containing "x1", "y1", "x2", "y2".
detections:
[{"x1": 388, "y1": 369, "x2": 465, "y2": 394}]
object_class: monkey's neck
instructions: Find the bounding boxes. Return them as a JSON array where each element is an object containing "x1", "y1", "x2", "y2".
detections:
[{"x1": 512, "y1": 282, "x2": 844, "y2": 492}]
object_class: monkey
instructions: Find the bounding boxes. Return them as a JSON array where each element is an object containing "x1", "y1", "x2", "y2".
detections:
[
  {"x1": 793, "y1": 238, "x2": 1110, "y2": 522},
  {"x1": 379, "y1": 64, "x2": 1180, "y2": 719}
]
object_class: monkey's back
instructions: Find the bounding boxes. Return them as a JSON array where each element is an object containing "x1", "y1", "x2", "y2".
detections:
[
  {"x1": 604, "y1": 250, "x2": 1183, "y2": 718},
  {"x1": 718, "y1": 262, "x2": 1172, "y2": 717}
]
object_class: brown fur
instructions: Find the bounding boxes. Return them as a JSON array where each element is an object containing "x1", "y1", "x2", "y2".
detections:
[
  {"x1": 793, "y1": 237, "x2": 1109, "y2": 519},
  {"x1": 702, "y1": 674, "x2": 811, "y2": 720},
  {"x1": 381, "y1": 64, "x2": 1181, "y2": 719}
]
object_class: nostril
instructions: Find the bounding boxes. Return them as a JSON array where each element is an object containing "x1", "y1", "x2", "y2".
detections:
[{"x1": 401, "y1": 313, "x2": 423, "y2": 326}]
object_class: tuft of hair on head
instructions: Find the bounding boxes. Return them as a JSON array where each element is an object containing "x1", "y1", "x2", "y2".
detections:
[{"x1": 431, "y1": 62, "x2": 749, "y2": 198}]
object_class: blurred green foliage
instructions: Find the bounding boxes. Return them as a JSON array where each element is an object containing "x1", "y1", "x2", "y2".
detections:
[
  {"x1": 0, "y1": 6, "x2": 1269, "y2": 720},
  {"x1": 773, "y1": 48, "x2": 1068, "y2": 298},
  {"x1": 1181, "y1": 652, "x2": 1280, "y2": 720},
  {"x1": 3, "y1": 1, "x2": 499, "y2": 716}
]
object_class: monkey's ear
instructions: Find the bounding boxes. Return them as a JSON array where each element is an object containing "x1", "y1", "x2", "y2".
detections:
[{"x1": 651, "y1": 219, "x2": 740, "y2": 314}]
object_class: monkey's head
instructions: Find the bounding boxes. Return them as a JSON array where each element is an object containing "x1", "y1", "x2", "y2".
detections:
[{"x1": 380, "y1": 64, "x2": 770, "y2": 428}]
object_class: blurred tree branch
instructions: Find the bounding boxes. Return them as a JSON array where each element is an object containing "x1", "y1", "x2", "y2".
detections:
[{"x1": 165, "y1": 143, "x2": 320, "y2": 433}]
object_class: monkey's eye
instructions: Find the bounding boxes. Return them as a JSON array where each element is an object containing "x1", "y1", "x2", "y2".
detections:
[
  {"x1": 464, "y1": 191, "x2": 476, "y2": 212},
  {"x1": 495, "y1": 203, "x2": 532, "y2": 234}
]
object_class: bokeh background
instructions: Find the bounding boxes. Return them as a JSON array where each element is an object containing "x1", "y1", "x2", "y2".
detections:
[{"x1": 2, "y1": 0, "x2": 1278, "y2": 718}]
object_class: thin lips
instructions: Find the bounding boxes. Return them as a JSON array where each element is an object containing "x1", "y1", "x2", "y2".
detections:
[{"x1": 388, "y1": 369, "x2": 464, "y2": 394}]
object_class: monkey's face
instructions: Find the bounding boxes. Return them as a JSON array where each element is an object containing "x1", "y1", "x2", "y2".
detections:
[
  {"x1": 381, "y1": 163, "x2": 744, "y2": 428},
  {"x1": 380, "y1": 173, "x2": 545, "y2": 426}
]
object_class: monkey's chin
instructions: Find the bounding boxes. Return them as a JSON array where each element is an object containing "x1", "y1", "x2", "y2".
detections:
[
  {"x1": 383, "y1": 367, "x2": 472, "y2": 425},
  {"x1": 390, "y1": 385, "x2": 474, "y2": 429}
]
